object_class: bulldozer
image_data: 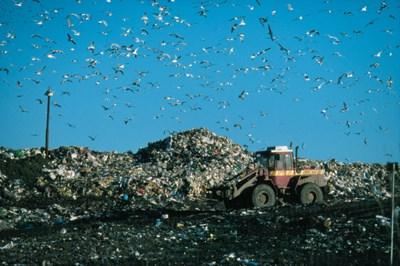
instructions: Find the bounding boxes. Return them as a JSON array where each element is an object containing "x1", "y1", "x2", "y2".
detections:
[{"x1": 221, "y1": 146, "x2": 329, "y2": 208}]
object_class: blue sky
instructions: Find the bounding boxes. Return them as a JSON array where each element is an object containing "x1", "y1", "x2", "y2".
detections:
[{"x1": 0, "y1": 0, "x2": 399, "y2": 163}]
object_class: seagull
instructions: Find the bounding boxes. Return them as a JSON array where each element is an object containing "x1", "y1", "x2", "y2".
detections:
[
  {"x1": 233, "y1": 123, "x2": 242, "y2": 130},
  {"x1": 24, "y1": 78, "x2": 40, "y2": 85},
  {"x1": 101, "y1": 105, "x2": 110, "y2": 111},
  {"x1": 123, "y1": 118, "x2": 132, "y2": 125},
  {"x1": 340, "y1": 102, "x2": 349, "y2": 112},
  {"x1": 19, "y1": 105, "x2": 29, "y2": 113},
  {"x1": 387, "y1": 76, "x2": 393, "y2": 88},
  {"x1": 113, "y1": 64, "x2": 125, "y2": 74},
  {"x1": 327, "y1": 34, "x2": 340, "y2": 45},
  {"x1": 198, "y1": 5, "x2": 208, "y2": 17},
  {"x1": 337, "y1": 72, "x2": 353, "y2": 85},
  {"x1": 132, "y1": 47, "x2": 139, "y2": 58},
  {"x1": 320, "y1": 108, "x2": 328, "y2": 119},
  {"x1": 138, "y1": 71, "x2": 149, "y2": 77},
  {"x1": 87, "y1": 42, "x2": 95, "y2": 53},
  {"x1": 250, "y1": 48, "x2": 271, "y2": 59},
  {"x1": 312, "y1": 55, "x2": 324, "y2": 65},
  {"x1": 267, "y1": 24, "x2": 275, "y2": 41},
  {"x1": 123, "y1": 101, "x2": 134, "y2": 108},
  {"x1": 306, "y1": 29, "x2": 319, "y2": 37},
  {"x1": 238, "y1": 90, "x2": 249, "y2": 100},
  {"x1": 258, "y1": 17, "x2": 268, "y2": 26},
  {"x1": 67, "y1": 33, "x2": 76, "y2": 44},
  {"x1": 278, "y1": 43, "x2": 289, "y2": 55},
  {"x1": 374, "y1": 50, "x2": 383, "y2": 58},
  {"x1": 13, "y1": 1, "x2": 23, "y2": 7},
  {"x1": 169, "y1": 33, "x2": 184, "y2": 40},
  {"x1": 0, "y1": 67, "x2": 9, "y2": 74},
  {"x1": 35, "y1": 66, "x2": 46, "y2": 76},
  {"x1": 141, "y1": 13, "x2": 149, "y2": 25},
  {"x1": 230, "y1": 17, "x2": 246, "y2": 32}
]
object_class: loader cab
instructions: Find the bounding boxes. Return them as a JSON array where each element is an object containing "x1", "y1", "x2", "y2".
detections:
[{"x1": 256, "y1": 146, "x2": 294, "y2": 171}]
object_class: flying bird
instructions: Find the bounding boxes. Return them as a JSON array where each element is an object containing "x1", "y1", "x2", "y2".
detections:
[
  {"x1": 267, "y1": 24, "x2": 275, "y2": 41},
  {"x1": 258, "y1": 17, "x2": 268, "y2": 26},
  {"x1": 87, "y1": 42, "x2": 95, "y2": 53},
  {"x1": 198, "y1": 5, "x2": 208, "y2": 17},
  {"x1": 67, "y1": 33, "x2": 76, "y2": 44},
  {"x1": 123, "y1": 118, "x2": 132, "y2": 125},
  {"x1": 238, "y1": 90, "x2": 249, "y2": 100},
  {"x1": 19, "y1": 105, "x2": 29, "y2": 113},
  {"x1": 101, "y1": 105, "x2": 111, "y2": 111},
  {"x1": 340, "y1": 102, "x2": 349, "y2": 112},
  {"x1": 0, "y1": 67, "x2": 9, "y2": 74}
]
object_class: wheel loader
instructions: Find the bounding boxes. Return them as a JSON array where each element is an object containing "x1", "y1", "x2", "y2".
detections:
[{"x1": 221, "y1": 146, "x2": 329, "y2": 207}]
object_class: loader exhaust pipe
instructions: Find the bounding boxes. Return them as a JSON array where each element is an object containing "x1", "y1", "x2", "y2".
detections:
[{"x1": 295, "y1": 146, "x2": 299, "y2": 171}]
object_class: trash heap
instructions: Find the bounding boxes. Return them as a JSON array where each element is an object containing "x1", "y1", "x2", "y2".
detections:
[
  {"x1": 0, "y1": 129, "x2": 253, "y2": 210},
  {"x1": 0, "y1": 128, "x2": 397, "y2": 232},
  {"x1": 132, "y1": 128, "x2": 253, "y2": 205},
  {"x1": 324, "y1": 160, "x2": 394, "y2": 202},
  {"x1": 294, "y1": 158, "x2": 395, "y2": 202}
]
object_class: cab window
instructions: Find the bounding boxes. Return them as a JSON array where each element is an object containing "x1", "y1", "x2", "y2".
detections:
[
  {"x1": 256, "y1": 152, "x2": 268, "y2": 167},
  {"x1": 268, "y1": 153, "x2": 292, "y2": 170},
  {"x1": 268, "y1": 154, "x2": 277, "y2": 169},
  {"x1": 284, "y1": 153, "x2": 293, "y2": 169}
]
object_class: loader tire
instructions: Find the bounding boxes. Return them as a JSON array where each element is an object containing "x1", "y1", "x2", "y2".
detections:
[
  {"x1": 300, "y1": 183, "x2": 323, "y2": 204},
  {"x1": 252, "y1": 184, "x2": 276, "y2": 208}
]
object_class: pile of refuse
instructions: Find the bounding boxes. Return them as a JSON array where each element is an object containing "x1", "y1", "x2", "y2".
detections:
[
  {"x1": 0, "y1": 128, "x2": 253, "y2": 210},
  {"x1": 324, "y1": 160, "x2": 395, "y2": 202},
  {"x1": 0, "y1": 128, "x2": 396, "y2": 216}
]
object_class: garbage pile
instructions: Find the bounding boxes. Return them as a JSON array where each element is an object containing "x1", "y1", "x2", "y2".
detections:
[
  {"x1": 295, "y1": 158, "x2": 395, "y2": 202},
  {"x1": 0, "y1": 129, "x2": 253, "y2": 209},
  {"x1": 133, "y1": 128, "x2": 253, "y2": 202},
  {"x1": 324, "y1": 160, "x2": 395, "y2": 202},
  {"x1": 0, "y1": 128, "x2": 397, "y2": 231}
]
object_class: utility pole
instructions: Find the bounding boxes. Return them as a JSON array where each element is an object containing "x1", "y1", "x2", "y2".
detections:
[{"x1": 44, "y1": 88, "x2": 54, "y2": 157}]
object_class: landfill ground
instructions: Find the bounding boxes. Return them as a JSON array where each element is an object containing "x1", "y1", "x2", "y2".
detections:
[
  {"x1": 0, "y1": 197, "x2": 398, "y2": 265},
  {"x1": 0, "y1": 129, "x2": 399, "y2": 265}
]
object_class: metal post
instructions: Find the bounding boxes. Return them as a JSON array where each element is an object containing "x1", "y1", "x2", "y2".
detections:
[
  {"x1": 388, "y1": 162, "x2": 399, "y2": 266},
  {"x1": 44, "y1": 88, "x2": 53, "y2": 157},
  {"x1": 390, "y1": 163, "x2": 395, "y2": 266}
]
